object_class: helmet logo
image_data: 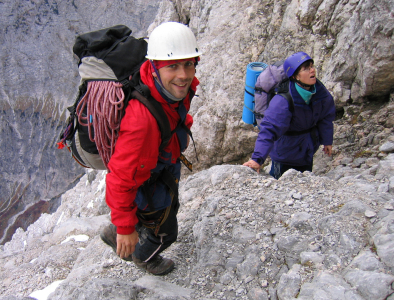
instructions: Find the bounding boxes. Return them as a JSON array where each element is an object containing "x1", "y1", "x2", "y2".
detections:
[{"x1": 301, "y1": 55, "x2": 307, "y2": 60}]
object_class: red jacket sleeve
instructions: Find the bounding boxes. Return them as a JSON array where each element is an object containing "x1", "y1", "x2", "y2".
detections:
[{"x1": 105, "y1": 100, "x2": 161, "y2": 235}]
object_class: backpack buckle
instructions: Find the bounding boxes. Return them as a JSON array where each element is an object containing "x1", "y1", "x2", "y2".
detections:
[{"x1": 120, "y1": 79, "x2": 130, "y2": 88}]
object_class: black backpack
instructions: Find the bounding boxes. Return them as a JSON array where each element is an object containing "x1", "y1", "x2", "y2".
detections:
[{"x1": 58, "y1": 25, "x2": 171, "y2": 170}]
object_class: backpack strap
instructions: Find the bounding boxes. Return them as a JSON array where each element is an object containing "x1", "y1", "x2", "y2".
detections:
[
  {"x1": 130, "y1": 88, "x2": 171, "y2": 152},
  {"x1": 170, "y1": 88, "x2": 199, "y2": 166},
  {"x1": 271, "y1": 79, "x2": 294, "y2": 113},
  {"x1": 254, "y1": 87, "x2": 263, "y2": 94}
]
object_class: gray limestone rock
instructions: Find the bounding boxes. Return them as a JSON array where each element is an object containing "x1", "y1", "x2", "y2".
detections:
[
  {"x1": 376, "y1": 154, "x2": 394, "y2": 179},
  {"x1": 374, "y1": 233, "x2": 394, "y2": 268},
  {"x1": 390, "y1": 176, "x2": 394, "y2": 194},
  {"x1": 232, "y1": 225, "x2": 256, "y2": 244},
  {"x1": 344, "y1": 270, "x2": 394, "y2": 300},
  {"x1": 337, "y1": 200, "x2": 371, "y2": 216},
  {"x1": 225, "y1": 253, "x2": 245, "y2": 271},
  {"x1": 373, "y1": 212, "x2": 394, "y2": 267},
  {"x1": 297, "y1": 272, "x2": 363, "y2": 300},
  {"x1": 346, "y1": 250, "x2": 383, "y2": 272},
  {"x1": 380, "y1": 142, "x2": 394, "y2": 153},
  {"x1": 300, "y1": 252, "x2": 325, "y2": 266},
  {"x1": 276, "y1": 265, "x2": 301, "y2": 300},
  {"x1": 134, "y1": 276, "x2": 194, "y2": 299},
  {"x1": 248, "y1": 287, "x2": 269, "y2": 300},
  {"x1": 289, "y1": 212, "x2": 313, "y2": 232},
  {"x1": 236, "y1": 252, "x2": 261, "y2": 279},
  {"x1": 48, "y1": 278, "x2": 139, "y2": 300}
]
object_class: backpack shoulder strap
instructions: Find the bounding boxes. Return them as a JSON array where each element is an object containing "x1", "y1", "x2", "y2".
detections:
[
  {"x1": 273, "y1": 79, "x2": 294, "y2": 113},
  {"x1": 130, "y1": 88, "x2": 171, "y2": 152}
]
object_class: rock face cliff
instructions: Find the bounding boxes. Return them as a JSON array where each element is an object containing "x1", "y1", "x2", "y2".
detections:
[
  {"x1": 0, "y1": 0, "x2": 394, "y2": 299},
  {"x1": 169, "y1": 0, "x2": 394, "y2": 171}
]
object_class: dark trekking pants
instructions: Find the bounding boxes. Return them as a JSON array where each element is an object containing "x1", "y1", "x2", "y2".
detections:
[
  {"x1": 269, "y1": 160, "x2": 313, "y2": 180},
  {"x1": 133, "y1": 203, "x2": 178, "y2": 262}
]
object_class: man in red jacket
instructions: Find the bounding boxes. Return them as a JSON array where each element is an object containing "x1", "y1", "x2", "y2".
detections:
[{"x1": 100, "y1": 22, "x2": 201, "y2": 275}]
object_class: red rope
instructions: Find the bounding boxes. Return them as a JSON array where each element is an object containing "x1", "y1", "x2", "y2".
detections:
[{"x1": 75, "y1": 81, "x2": 125, "y2": 169}]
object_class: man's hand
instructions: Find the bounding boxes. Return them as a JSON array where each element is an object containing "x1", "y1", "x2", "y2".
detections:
[
  {"x1": 116, "y1": 231, "x2": 139, "y2": 259},
  {"x1": 323, "y1": 145, "x2": 332, "y2": 156},
  {"x1": 243, "y1": 159, "x2": 261, "y2": 174}
]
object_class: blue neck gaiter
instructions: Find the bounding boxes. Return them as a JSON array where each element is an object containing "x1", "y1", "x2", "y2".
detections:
[{"x1": 295, "y1": 83, "x2": 316, "y2": 105}]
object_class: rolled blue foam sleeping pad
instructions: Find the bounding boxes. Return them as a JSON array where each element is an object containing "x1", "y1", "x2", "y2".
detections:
[{"x1": 242, "y1": 62, "x2": 268, "y2": 125}]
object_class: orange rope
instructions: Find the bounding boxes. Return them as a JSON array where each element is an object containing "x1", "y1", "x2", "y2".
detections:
[{"x1": 75, "y1": 81, "x2": 125, "y2": 169}]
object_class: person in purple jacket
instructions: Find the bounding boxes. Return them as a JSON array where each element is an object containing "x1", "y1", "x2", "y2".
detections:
[{"x1": 243, "y1": 52, "x2": 336, "y2": 179}]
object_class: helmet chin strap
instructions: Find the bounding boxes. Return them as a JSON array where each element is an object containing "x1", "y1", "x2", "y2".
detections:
[
  {"x1": 292, "y1": 78, "x2": 314, "y2": 89},
  {"x1": 150, "y1": 60, "x2": 163, "y2": 86}
]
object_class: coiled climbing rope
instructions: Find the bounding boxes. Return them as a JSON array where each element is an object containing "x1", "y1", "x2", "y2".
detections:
[{"x1": 75, "y1": 81, "x2": 125, "y2": 169}]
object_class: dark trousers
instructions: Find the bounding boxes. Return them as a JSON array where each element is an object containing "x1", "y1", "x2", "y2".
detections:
[
  {"x1": 269, "y1": 160, "x2": 313, "y2": 179},
  {"x1": 133, "y1": 203, "x2": 178, "y2": 262}
]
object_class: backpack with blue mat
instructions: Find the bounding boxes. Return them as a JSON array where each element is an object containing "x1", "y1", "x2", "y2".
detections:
[{"x1": 242, "y1": 60, "x2": 294, "y2": 129}]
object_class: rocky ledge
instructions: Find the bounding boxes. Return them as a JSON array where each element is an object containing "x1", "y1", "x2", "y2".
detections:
[{"x1": 0, "y1": 149, "x2": 394, "y2": 299}]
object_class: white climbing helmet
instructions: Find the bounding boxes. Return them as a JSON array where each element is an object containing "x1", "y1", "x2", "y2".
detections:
[{"x1": 146, "y1": 22, "x2": 202, "y2": 60}]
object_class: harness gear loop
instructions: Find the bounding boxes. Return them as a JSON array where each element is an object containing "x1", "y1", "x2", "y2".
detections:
[{"x1": 138, "y1": 168, "x2": 180, "y2": 236}]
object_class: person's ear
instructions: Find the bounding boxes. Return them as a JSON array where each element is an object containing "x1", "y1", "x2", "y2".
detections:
[{"x1": 152, "y1": 71, "x2": 158, "y2": 78}]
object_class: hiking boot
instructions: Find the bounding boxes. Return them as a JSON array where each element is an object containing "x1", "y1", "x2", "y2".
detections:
[
  {"x1": 100, "y1": 224, "x2": 133, "y2": 261},
  {"x1": 132, "y1": 254, "x2": 175, "y2": 275}
]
